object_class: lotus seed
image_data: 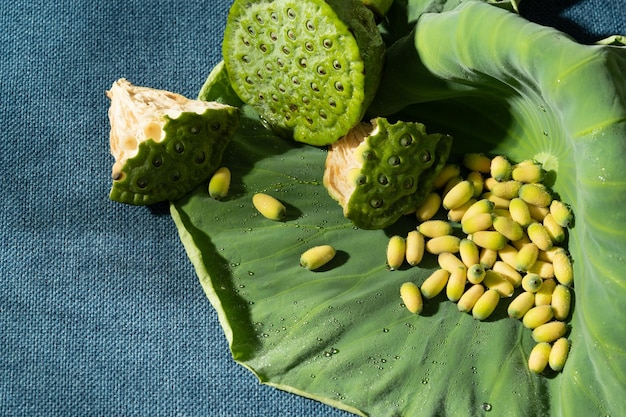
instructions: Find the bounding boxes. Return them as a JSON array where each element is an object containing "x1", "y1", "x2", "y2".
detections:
[
  {"x1": 388, "y1": 155, "x2": 400, "y2": 166},
  {"x1": 152, "y1": 156, "x2": 163, "y2": 167}
]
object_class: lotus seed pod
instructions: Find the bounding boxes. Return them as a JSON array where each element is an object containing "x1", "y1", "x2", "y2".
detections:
[
  {"x1": 463, "y1": 153, "x2": 491, "y2": 173},
  {"x1": 461, "y1": 198, "x2": 495, "y2": 223},
  {"x1": 528, "y1": 259, "x2": 555, "y2": 280},
  {"x1": 549, "y1": 337, "x2": 570, "y2": 372},
  {"x1": 535, "y1": 278, "x2": 557, "y2": 306},
  {"x1": 252, "y1": 193, "x2": 286, "y2": 220},
  {"x1": 472, "y1": 289, "x2": 500, "y2": 321},
  {"x1": 532, "y1": 321, "x2": 567, "y2": 343},
  {"x1": 400, "y1": 282, "x2": 423, "y2": 314},
  {"x1": 491, "y1": 180, "x2": 522, "y2": 200},
  {"x1": 432, "y1": 164, "x2": 461, "y2": 189},
  {"x1": 457, "y1": 284, "x2": 485, "y2": 313},
  {"x1": 208, "y1": 167, "x2": 231, "y2": 200},
  {"x1": 490, "y1": 155, "x2": 512, "y2": 181},
  {"x1": 467, "y1": 263, "x2": 486, "y2": 284},
  {"x1": 461, "y1": 212, "x2": 494, "y2": 235},
  {"x1": 446, "y1": 266, "x2": 468, "y2": 302},
  {"x1": 425, "y1": 235, "x2": 461, "y2": 255},
  {"x1": 508, "y1": 291, "x2": 535, "y2": 319},
  {"x1": 466, "y1": 171, "x2": 484, "y2": 197},
  {"x1": 459, "y1": 239, "x2": 480, "y2": 268},
  {"x1": 523, "y1": 305, "x2": 554, "y2": 329},
  {"x1": 421, "y1": 269, "x2": 450, "y2": 299},
  {"x1": 418, "y1": 220, "x2": 453, "y2": 238},
  {"x1": 508, "y1": 197, "x2": 532, "y2": 227},
  {"x1": 497, "y1": 244, "x2": 519, "y2": 269},
  {"x1": 479, "y1": 248, "x2": 498, "y2": 269},
  {"x1": 522, "y1": 273, "x2": 543, "y2": 293},
  {"x1": 107, "y1": 79, "x2": 239, "y2": 205},
  {"x1": 438, "y1": 252, "x2": 466, "y2": 273},
  {"x1": 515, "y1": 243, "x2": 539, "y2": 272},
  {"x1": 415, "y1": 192, "x2": 442, "y2": 222},
  {"x1": 405, "y1": 230, "x2": 425, "y2": 266},
  {"x1": 551, "y1": 284, "x2": 572, "y2": 321},
  {"x1": 300, "y1": 245, "x2": 337, "y2": 270},
  {"x1": 324, "y1": 118, "x2": 453, "y2": 229},
  {"x1": 553, "y1": 250, "x2": 573, "y2": 286},
  {"x1": 512, "y1": 160, "x2": 545, "y2": 184},
  {"x1": 443, "y1": 180, "x2": 475, "y2": 210},
  {"x1": 482, "y1": 270, "x2": 514, "y2": 297},
  {"x1": 387, "y1": 235, "x2": 406, "y2": 270},
  {"x1": 519, "y1": 183, "x2": 552, "y2": 207},
  {"x1": 223, "y1": 0, "x2": 384, "y2": 146},
  {"x1": 550, "y1": 200, "x2": 573, "y2": 228},
  {"x1": 493, "y1": 216, "x2": 525, "y2": 241},
  {"x1": 528, "y1": 204, "x2": 550, "y2": 222},
  {"x1": 492, "y1": 261, "x2": 522, "y2": 287},
  {"x1": 447, "y1": 198, "x2": 477, "y2": 223},
  {"x1": 471, "y1": 231, "x2": 508, "y2": 251},
  {"x1": 527, "y1": 222, "x2": 553, "y2": 251},
  {"x1": 543, "y1": 213, "x2": 566, "y2": 244},
  {"x1": 528, "y1": 342, "x2": 552, "y2": 373}
]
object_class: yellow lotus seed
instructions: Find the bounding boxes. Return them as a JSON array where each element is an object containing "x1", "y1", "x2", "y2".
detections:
[
  {"x1": 443, "y1": 180, "x2": 475, "y2": 210},
  {"x1": 438, "y1": 252, "x2": 466, "y2": 273},
  {"x1": 549, "y1": 337, "x2": 570, "y2": 372},
  {"x1": 446, "y1": 266, "x2": 467, "y2": 302},
  {"x1": 519, "y1": 183, "x2": 552, "y2": 207},
  {"x1": 549, "y1": 200, "x2": 573, "y2": 227},
  {"x1": 532, "y1": 321, "x2": 567, "y2": 343},
  {"x1": 405, "y1": 230, "x2": 425, "y2": 266},
  {"x1": 552, "y1": 249, "x2": 573, "y2": 286},
  {"x1": 543, "y1": 213, "x2": 565, "y2": 243},
  {"x1": 461, "y1": 212, "x2": 494, "y2": 235},
  {"x1": 508, "y1": 197, "x2": 532, "y2": 227},
  {"x1": 208, "y1": 167, "x2": 231, "y2": 200},
  {"x1": 535, "y1": 278, "x2": 557, "y2": 306},
  {"x1": 418, "y1": 220, "x2": 453, "y2": 238},
  {"x1": 425, "y1": 235, "x2": 461, "y2": 255},
  {"x1": 457, "y1": 284, "x2": 485, "y2": 313},
  {"x1": 508, "y1": 291, "x2": 535, "y2": 319},
  {"x1": 252, "y1": 193, "x2": 286, "y2": 221},
  {"x1": 472, "y1": 289, "x2": 500, "y2": 321},
  {"x1": 421, "y1": 269, "x2": 450, "y2": 299},
  {"x1": 491, "y1": 180, "x2": 522, "y2": 200},
  {"x1": 512, "y1": 161, "x2": 544, "y2": 184},
  {"x1": 463, "y1": 153, "x2": 491, "y2": 173},
  {"x1": 433, "y1": 164, "x2": 461, "y2": 189},
  {"x1": 527, "y1": 222, "x2": 553, "y2": 251},
  {"x1": 415, "y1": 192, "x2": 442, "y2": 222},
  {"x1": 551, "y1": 284, "x2": 571, "y2": 321},
  {"x1": 400, "y1": 282, "x2": 423, "y2": 314},
  {"x1": 387, "y1": 235, "x2": 406, "y2": 270},
  {"x1": 523, "y1": 305, "x2": 554, "y2": 329},
  {"x1": 471, "y1": 231, "x2": 507, "y2": 251},
  {"x1": 461, "y1": 199, "x2": 495, "y2": 223},
  {"x1": 466, "y1": 171, "x2": 484, "y2": 197},
  {"x1": 492, "y1": 261, "x2": 522, "y2": 287},
  {"x1": 493, "y1": 215, "x2": 525, "y2": 241},
  {"x1": 490, "y1": 155, "x2": 512, "y2": 181},
  {"x1": 482, "y1": 269, "x2": 514, "y2": 297},
  {"x1": 467, "y1": 263, "x2": 486, "y2": 284},
  {"x1": 459, "y1": 238, "x2": 480, "y2": 268},
  {"x1": 300, "y1": 245, "x2": 336, "y2": 271},
  {"x1": 528, "y1": 342, "x2": 551, "y2": 373},
  {"x1": 515, "y1": 243, "x2": 539, "y2": 272}
]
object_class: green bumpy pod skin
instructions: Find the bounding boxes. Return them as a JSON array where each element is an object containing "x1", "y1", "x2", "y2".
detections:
[
  {"x1": 107, "y1": 79, "x2": 239, "y2": 205},
  {"x1": 222, "y1": 0, "x2": 384, "y2": 146},
  {"x1": 323, "y1": 117, "x2": 453, "y2": 229}
]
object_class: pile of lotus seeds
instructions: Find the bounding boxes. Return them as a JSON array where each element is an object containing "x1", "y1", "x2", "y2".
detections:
[{"x1": 394, "y1": 153, "x2": 574, "y2": 374}]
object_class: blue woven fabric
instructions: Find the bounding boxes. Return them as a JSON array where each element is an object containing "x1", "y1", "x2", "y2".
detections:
[{"x1": 0, "y1": 1, "x2": 623, "y2": 416}]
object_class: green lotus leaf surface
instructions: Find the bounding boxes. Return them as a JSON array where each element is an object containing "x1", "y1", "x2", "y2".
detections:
[{"x1": 172, "y1": 2, "x2": 625, "y2": 416}]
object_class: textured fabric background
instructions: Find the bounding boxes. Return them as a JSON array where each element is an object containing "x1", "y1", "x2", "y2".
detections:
[{"x1": 0, "y1": 1, "x2": 623, "y2": 416}]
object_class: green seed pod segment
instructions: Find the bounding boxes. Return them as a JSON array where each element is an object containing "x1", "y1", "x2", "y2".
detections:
[
  {"x1": 222, "y1": 0, "x2": 384, "y2": 146},
  {"x1": 324, "y1": 117, "x2": 453, "y2": 229},
  {"x1": 107, "y1": 79, "x2": 239, "y2": 206}
]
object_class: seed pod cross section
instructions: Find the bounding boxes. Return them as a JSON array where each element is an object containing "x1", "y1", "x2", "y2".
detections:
[{"x1": 223, "y1": 0, "x2": 385, "y2": 146}]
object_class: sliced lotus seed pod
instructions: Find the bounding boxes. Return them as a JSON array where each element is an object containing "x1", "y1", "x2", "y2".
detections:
[
  {"x1": 223, "y1": 0, "x2": 384, "y2": 146},
  {"x1": 300, "y1": 245, "x2": 337, "y2": 270},
  {"x1": 107, "y1": 79, "x2": 239, "y2": 205},
  {"x1": 324, "y1": 117, "x2": 453, "y2": 229}
]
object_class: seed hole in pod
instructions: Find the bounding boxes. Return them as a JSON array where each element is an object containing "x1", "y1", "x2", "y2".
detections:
[
  {"x1": 265, "y1": 63, "x2": 273, "y2": 72},
  {"x1": 258, "y1": 93, "x2": 265, "y2": 100},
  {"x1": 302, "y1": 96, "x2": 310, "y2": 105},
  {"x1": 388, "y1": 155, "x2": 401, "y2": 166},
  {"x1": 311, "y1": 82, "x2": 320, "y2": 92},
  {"x1": 287, "y1": 8, "x2": 296, "y2": 19},
  {"x1": 319, "y1": 109, "x2": 327, "y2": 119},
  {"x1": 334, "y1": 81, "x2": 344, "y2": 92},
  {"x1": 356, "y1": 175, "x2": 367, "y2": 185},
  {"x1": 287, "y1": 29, "x2": 296, "y2": 40},
  {"x1": 403, "y1": 177, "x2": 414, "y2": 189},
  {"x1": 242, "y1": 37, "x2": 251, "y2": 47},
  {"x1": 152, "y1": 155, "x2": 163, "y2": 167},
  {"x1": 277, "y1": 58, "x2": 284, "y2": 68},
  {"x1": 112, "y1": 171, "x2": 124, "y2": 181},
  {"x1": 256, "y1": 70, "x2": 264, "y2": 79},
  {"x1": 306, "y1": 20, "x2": 315, "y2": 31},
  {"x1": 270, "y1": 11, "x2": 278, "y2": 22},
  {"x1": 378, "y1": 174, "x2": 389, "y2": 185},
  {"x1": 255, "y1": 14, "x2": 264, "y2": 24},
  {"x1": 292, "y1": 76, "x2": 300, "y2": 85},
  {"x1": 169, "y1": 171, "x2": 181, "y2": 182},
  {"x1": 362, "y1": 150, "x2": 374, "y2": 160},
  {"x1": 328, "y1": 98, "x2": 336, "y2": 108},
  {"x1": 282, "y1": 46, "x2": 290, "y2": 55},
  {"x1": 420, "y1": 150, "x2": 432, "y2": 163},
  {"x1": 278, "y1": 83, "x2": 286, "y2": 93},
  {"x1": 271, "y1": 94, "x2": 279, "y2": 102},
  {"x1": 247, "y1": 26, "x2": 255, "y2": 35},
  {"x1": 284, "y1": 112, "x2": 292, "y2": 121},
  {"x1": 289, "y1": 104, "x2": 298, "y2": 112},
  {"x1": 317, "y1": 66, "x2": 327, "y2": 76},
  {"x1": 305, "y1": 42, "x2": 314, "y2": 52},
  {"x1": 323, "y1": 39, "x2": 333, "y2": 49},
  {"x1": 174, "y1": 142, "x2": 184, "y2": 153},
  {"x1": 211, "y1": 122, "x2": 221, "y2": 131},
  {"x1": 137, "y1": 177, "x2": 149, "y2": 188},
  {"x1": 332, "y1": 60, "x2": 342, "y2": 70},
  {"x1": 370, "y1": 198, "x2": 383, "y2": 208},
  {"x1": 259, "y1": 44, "x2": 268, "y2": 53},
  {"x1": 306, "y1": 117, "x2": 313, "y2": 125},
  {"x1": 195, "y1": 151, "x2": 206, "y2": 164},
  {"x1": 299, "y1": 58, "x2": 307, "y2": 68},
  {"x1": 399, "y1": 134, "x2": 413, "y2": 147},
  {"x1": 270, "y1": 32, "x2": 278, "y2": 41},
  {"x1": 241, "y1": 55, "x2": 250, "y2": 63},
  {"x1": 245, "y1": 76, "x2": 254, "y2": 85}
]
